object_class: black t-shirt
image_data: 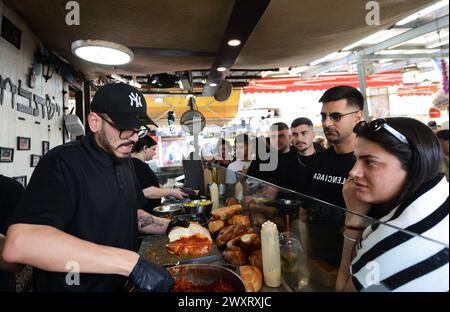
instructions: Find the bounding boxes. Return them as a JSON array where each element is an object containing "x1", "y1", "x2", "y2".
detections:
[
  {"x1": 274, "y1": 150, "x2": 318, "y2": 195},
  {"x1": 8, "y1": 135, "x2": 146, "y2": 292},
  {"x1": 132, "y1": 157, "x2": 161, "y2": 213},
  {"x1": 303, "y1": 147, "x2": 356, "y2": 267},
  {"x1": 0, "y1": 174, "x2": 24, "y2": 291},
  {"x1": 247, "y1": 150, "x2": 291, "y2": 185},
  {"x1": 307, "y1": 147, "x2": 355, "y2": 210},
  {"x1": 0, "y1": 175, "x2": 24, "y2": 235}
]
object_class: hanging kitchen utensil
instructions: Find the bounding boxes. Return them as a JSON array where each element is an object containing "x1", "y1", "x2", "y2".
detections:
[{"x1": 180, "y1": 97, "x2": 206, "y2": 135}]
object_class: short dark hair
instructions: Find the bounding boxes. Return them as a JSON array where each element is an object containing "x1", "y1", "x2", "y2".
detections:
[
  {"x1": 355, "y1": 117, "x2": 442, "y2": 206},
  {"x1": 436, "y1": 129, "x2": 449, "y2": 141},
  {"x1": 269, "y1": 122, "x2": 289, "y2": 132},
  {"x1": 427, "y1": 120, "x2": 437, "y2": 128},
  {"x1": 132, "y1": 135, "x2": 157, "y2": 153},
  {"x1": 319, "y1": 85, "x2": 364, "y2": 111},
  {"x1": 291, "y1": 117, "x2": 313, "y2": 128}
]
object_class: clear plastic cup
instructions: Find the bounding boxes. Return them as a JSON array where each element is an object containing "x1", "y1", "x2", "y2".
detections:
[{"x1": 279, "y1": 232, "x2": 309, "y2": 291}]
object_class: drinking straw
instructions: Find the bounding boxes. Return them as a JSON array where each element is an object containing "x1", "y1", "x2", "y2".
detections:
[{"x1": 286, "y1": 214, "x2": 290, "y2": 240}]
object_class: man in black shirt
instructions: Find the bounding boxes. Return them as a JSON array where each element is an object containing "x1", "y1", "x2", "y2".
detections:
[
  {"x1": 0, "y1": 174, "x2": 24, "y2": 291},
  {"x1": 304, "y1": 85, "x2": 364, "y2": 268},
  {"x1": 247, "y1": 122, "x2": 291, "y2": 184},
  {"x1": 2, "y1": 83, "x2": 176, "y2": 292},
  {"x1": 276, "y1": 117, "x2": 322, "y2": 194}
]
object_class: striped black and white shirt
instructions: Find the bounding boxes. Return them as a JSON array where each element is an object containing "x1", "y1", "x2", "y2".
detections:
[{"x1": 350, "y1": 175, "x2": 449, "y2": 292}]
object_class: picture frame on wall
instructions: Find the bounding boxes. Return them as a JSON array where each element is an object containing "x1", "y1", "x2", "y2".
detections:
[
  {"x1": 13, "y1": 176, "x2": 27, "y2": 188},
  {"x1": 17, "y1": 136, "x2": 31, "y2": 150},
  {"x1": 0, "y1": 147, "x2": 14, "y2": 162},
  {"x1": 30, "y1": 154, "x2": 41, "y2": 167},
  {"x1": 42, "y1": 141, "x2": 50, "y2": 155}
]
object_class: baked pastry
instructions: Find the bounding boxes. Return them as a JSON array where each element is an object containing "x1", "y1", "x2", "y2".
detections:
[
  {"x1": 226, "y1": 197, "x2": 240, "y2": 206},
  {"x1": 211, "y1": 204, "x2": 242, "y2": 220},
  {"x1": 226, "y1": 215, "x2": 251, "y2": 227},
  {"x1": 208, "y1": 219, "x2": 225, "y2": 234},
  {"x1": 239, "y1": 233, "x2": 261, "y2": 252},
  {"x1": 248, "y1": 249, "x2": 263, "y2": 272},
  {"x1": 215, "y1": 224, "x2": 253, "y2": 247},
  {"x1": 223, "y1": 247, "x2": 248, "y2": 266},
  {"x1": 239, "y1": 265, "x2": 262, "y2": 292},
  {"x1": 166, "y1": 222, "x2": 212, "y2": 257}
]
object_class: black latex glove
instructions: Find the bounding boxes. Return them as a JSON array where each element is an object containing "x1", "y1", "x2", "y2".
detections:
[
  {"x1": 166, "y1": 217, "x2": 190, "y2": 235},
  {"x1": 129, "y1": 256, "x2": 174, "y2": 292}
]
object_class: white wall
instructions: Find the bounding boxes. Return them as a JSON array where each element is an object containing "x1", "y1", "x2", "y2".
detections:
[{"x1": 0, "y1": 0, "x2": 68, "y2": 182}]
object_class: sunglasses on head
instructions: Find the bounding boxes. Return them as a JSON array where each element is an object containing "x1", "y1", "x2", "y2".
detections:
[
  {"x1": 353, "y1": 118, "x2": 409, "y2": 145},
  {"x1": 320, "y1": 111, "x2": 359, "y2": 122}
]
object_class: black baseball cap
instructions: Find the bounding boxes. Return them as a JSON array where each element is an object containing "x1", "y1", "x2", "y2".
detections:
[{"x1": 90, "y1": 82, "x2": 157, "y2": 129}]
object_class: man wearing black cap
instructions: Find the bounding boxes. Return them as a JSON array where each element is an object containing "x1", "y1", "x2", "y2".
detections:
[{"x1": 2, "y1": 83, "x2": 179, "y2": 292}]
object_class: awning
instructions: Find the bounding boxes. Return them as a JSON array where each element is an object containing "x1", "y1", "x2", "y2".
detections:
[
  {"x1": 243, "y1": 72, "x2": 405, "y2": 94},
  {"x1": 145, "y1": 90, "x2": 240, "y2": 126}
]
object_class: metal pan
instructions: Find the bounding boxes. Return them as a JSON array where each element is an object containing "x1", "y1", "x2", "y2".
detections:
[
  {"x1": 153, "y1": 204, "x2": 183, "y2": 217},
  {"x1": 166, "y1": 264, "x2": 246, "y2": 292}
]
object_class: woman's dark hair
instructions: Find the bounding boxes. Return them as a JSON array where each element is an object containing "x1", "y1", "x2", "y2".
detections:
[
  {"x1": 131, "y1": 135, "x2": 157, "y2": 153},
  {"x1": 355, "y1": 117, "x2": 442, "y2": 206}
]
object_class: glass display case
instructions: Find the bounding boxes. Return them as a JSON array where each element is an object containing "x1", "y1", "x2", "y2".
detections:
[{"x1": 210, "y1": 164, "x2": 449, "y2": 292}]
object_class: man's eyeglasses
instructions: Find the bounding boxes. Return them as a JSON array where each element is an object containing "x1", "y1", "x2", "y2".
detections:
[
  {"x1": 353, "y1": 118, "x2": 409, "y2": 145},
  {"x1": 97, "y1": 114, "x2": 149, "y2": 140},
  {"x1": 320, "y1": 111, "x2": 360, "y2": 122}
]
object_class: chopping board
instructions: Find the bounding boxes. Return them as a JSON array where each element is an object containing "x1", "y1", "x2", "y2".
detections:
[{"x1": 139, "y1": 235, "x2": 223, "y2": 266}]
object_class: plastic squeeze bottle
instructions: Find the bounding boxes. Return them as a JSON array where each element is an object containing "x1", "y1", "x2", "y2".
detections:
[
  {"x1": 234, "y1": 179, "x2": 244, "y2": 202},
  {"x1": 261, "y1": 220, "x2": 282, "y2": 287},
  {"x1": 210, "y1": 167, "x2": 220, "y2": 210},
  {"x1": 210, "y1": 182, "x2": 219, "y2": 210}
]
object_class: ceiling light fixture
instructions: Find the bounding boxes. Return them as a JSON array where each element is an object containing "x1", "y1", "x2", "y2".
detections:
[
  {"x1": 227, "y1": 39, "x2": 241, "y2": 47},
  {"x1": 71, "y1": 40, "x2": 134, "y2": 65},
  {"x1": 209, "y1": 82, "x2": 218, "y2": 87},
  {"x1": 217, "y1": 67, "x2": 227, "y2": 72}
]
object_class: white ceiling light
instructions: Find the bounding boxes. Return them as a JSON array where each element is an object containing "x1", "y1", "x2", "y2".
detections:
[
  {"x1": 227, "y1": 39, "x2": 241, "y2": 47},
  {"x1": 71, "y1": 40, "x2": 134, "y2": 65},
  {"x1": 396, "y1": 0, "x2": 448, "y2": 26},
  {"x1": 217, "y1": 67, "x2": 227, "y2": 72},
  {"x1": 209, "y1": 82, "x2": 218, "y2": 87}
]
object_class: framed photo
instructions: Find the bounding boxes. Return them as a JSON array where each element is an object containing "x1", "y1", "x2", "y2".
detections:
[
  {"x1": 0, "y1": 147, "x2": 14, "y2": 162},
  {"x1": 17, "y1": 136, "x2": 31, "y2": 150},
  {"x1": 30, "y1": 154, "x2": 41, "y2": 167},
  {"x1": 13, "y1": 176, "x2": 27, "y2": 188},
  {"x1": 42, "y1": 141, "x2": 50, "y2": 155}
]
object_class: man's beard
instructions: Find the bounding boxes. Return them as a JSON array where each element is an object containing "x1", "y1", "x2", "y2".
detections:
[{"x1": 97, "y1": 128, "x2": 131, "y2": 162}]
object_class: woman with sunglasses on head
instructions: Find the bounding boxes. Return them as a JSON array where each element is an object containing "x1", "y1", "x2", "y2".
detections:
[{"x1": 336, "y1": 117, "x2": 449, "y2": 292}]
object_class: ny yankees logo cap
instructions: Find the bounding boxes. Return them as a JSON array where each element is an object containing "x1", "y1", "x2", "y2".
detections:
[{"x1": 90, "y1": 82, "x2": 157, "y2": 129}]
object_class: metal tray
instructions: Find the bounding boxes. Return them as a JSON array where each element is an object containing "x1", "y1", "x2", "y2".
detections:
[{"x1": 138, "y1": 234, "x2": 223, "y2": 266}]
